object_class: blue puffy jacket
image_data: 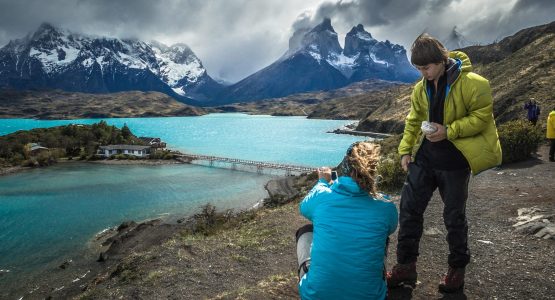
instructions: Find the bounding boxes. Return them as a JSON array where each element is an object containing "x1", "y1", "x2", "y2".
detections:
[{"x1": 299, "y1": 177, "x2": 398, "y2": 300}]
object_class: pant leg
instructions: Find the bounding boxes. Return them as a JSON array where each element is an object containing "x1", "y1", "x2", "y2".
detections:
[
  {"x1": 296, "y1": 224, "x2": 313, "y2": 279},
  {"x1": 436, "y1": 168, "x2": 471, "y2": 268},
  {"x1": 397, "y1": 162, "x2": 437, "y2": 264},
  {"x1": 549, "y1": 139, "x2": 555, "y2": 160}
]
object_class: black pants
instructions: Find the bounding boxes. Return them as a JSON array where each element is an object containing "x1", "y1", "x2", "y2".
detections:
[
  {"x1": 529, "y1": 118, "x2": 538, "y2": 126},
  {"x1": 397, "y1": 162, "x2": 471, "y2": 268},
  {"x1": 549, "y1": 139, "x2": 555, "y2": 160}
]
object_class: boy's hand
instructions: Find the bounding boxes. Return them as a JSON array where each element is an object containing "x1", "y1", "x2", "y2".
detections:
[
  {"x1": 401, "y1": 155, "x2": 411, "y2": 172},
  {"x1": 426, "y1": 122, "x2": 447, "y2": 142}
]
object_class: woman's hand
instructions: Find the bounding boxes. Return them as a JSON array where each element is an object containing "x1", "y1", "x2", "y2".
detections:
[{"x1": 317, "y1": 167, "x2": 332, "y2": 183}]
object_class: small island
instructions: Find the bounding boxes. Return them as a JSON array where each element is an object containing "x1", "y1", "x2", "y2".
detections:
[{"x1": 0, "y1": 121, "x2": 177, "y2": 175}]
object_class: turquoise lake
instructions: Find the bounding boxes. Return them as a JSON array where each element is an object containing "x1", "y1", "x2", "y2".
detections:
[{"x1": 0, "y1": 114, "x2": 367, "y2": 289}]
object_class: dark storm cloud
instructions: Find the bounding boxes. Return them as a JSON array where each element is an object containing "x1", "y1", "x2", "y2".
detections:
[
  {"x1": 294, "y1": 0, "x2": 460, "y2": 30},
  {"x1": 463, "y1": 0, "x2": 555, "y2": 44},
  {"x1": 0, "y1": 0, "x2": 553, "y2": 82}
]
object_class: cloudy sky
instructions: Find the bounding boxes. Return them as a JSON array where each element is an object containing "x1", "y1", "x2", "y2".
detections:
[{"x1": 0, "y1": 0, "x2": 553, "y2": 83}]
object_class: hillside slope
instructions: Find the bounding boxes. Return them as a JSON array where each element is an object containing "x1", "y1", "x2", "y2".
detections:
[{"x1": 0, "y1": 89, "x2": 206, "y2": 119}]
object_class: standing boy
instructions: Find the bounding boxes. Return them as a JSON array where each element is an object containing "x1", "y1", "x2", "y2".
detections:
[{"x1": 387, "y1": 33, "x2": 502, "y2": 293}]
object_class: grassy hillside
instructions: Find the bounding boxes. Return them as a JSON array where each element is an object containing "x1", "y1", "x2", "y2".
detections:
[{"x1": 0, "y1": 89, "x2": 206, "y2": 119}]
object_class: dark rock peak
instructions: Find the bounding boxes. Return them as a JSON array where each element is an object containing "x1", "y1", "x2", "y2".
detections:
[
  {"x1": 344, "y1": 24, "x2": 377, "y2": 57},
  {"x1": 310, "y1": 18, "x2": 335, "y2": 34},
  {"x1": 29, "y1": 22, "x2": 65, "y2": 46},
  {"x1": 449, "y1": 26, "x2": 462, "y2": 38},
  {"x1": 347, "y1": 24, "x2": 372, "y2": 38},
  {"x1": 35, "y1": 22, "x2": 59, "y2": 34}
]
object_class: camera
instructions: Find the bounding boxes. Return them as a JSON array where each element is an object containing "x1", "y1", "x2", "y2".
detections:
[{"x1": 331, "y1": 171, "x2": 338, "y2": 181}]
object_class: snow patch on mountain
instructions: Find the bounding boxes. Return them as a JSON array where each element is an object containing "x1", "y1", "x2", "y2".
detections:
[
  {"x1": 328, "y1": 52, "x2": 358, "y2": 77},
  {"x1": 29, "y1": 45, "x2": 80, "y2": 73},
  {"x1": 356, "y1": 31, "x2": 374, "y2": 42},
  {"x1": 172, "y1": 87, "x2": 186, "y2": 96},
  {"x1": 370, "y1": 53, "x2": 389, "y2": 66},
  {"x1": 116, "y1": 51, "x2": 148, "y2": 70},
  {"x1": 153, "y1": 46, "x2": 205, "y2": 86}
]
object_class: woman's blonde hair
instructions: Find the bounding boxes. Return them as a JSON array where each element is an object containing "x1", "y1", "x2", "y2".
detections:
[{"x1": 342, "y1": 142, "x2": 381, "y2": 196}]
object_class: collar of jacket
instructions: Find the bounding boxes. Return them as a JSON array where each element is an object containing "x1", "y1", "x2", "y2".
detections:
[
  {"x1": 331, "y1": 176, "x2": 368, "y2": 197},
  {"x1": 424, "y1": 57, "x2": 462, "y2": 100}
]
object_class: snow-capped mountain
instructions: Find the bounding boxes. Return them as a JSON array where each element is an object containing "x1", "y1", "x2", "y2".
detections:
[
  {"x1": 214, "y1": 19, "x2": 418, "y2": 104},
  {"x1": 0, "y1": 23, "x2": 223, "y2": 104}
]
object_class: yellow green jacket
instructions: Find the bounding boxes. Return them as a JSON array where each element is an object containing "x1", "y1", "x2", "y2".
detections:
[
  {"x1": 398, "y1": 51, "x2": 502, "y2": 175},
  {"x1": 548, "y1": 111, "x2": 555, "y2": 139}
]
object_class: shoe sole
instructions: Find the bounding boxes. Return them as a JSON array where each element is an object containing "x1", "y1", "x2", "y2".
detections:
[
  {"x1": 438, "y1": 283, "x2": 464, "y2": 293},
  {"x1": 387, "y1": 278, "x2": 417, "y2": 288}
]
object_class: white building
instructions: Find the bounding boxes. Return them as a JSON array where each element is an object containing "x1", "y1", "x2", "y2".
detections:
[{"x1": 97, "y1": 145, "x2": 151, "y2": 158}]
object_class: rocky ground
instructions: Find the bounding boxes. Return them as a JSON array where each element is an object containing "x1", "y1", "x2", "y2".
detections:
[{"x1": 4, "y1": 146, "x2": 554, "y2": 300}]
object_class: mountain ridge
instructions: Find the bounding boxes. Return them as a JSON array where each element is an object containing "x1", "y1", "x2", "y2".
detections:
[
  {"x1": 211, "y1": 18, "x2": 418, "y2": 105},
  {"x1": 0, "y1": 23, "x2": 223, "y2": 104}
]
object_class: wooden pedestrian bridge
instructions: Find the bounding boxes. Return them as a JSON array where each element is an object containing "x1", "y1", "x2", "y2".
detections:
[{"x1": 176, "y1": 153, "x2": 317, "y2": 175}]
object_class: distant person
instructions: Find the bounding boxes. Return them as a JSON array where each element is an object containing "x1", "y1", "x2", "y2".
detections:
[
  {"x1": 296, "y1": 142, "x2": 398, "y2": 299},
  {"x1": 548, "y1": 106, "x2": 555, "y2": 162},
  {"x1": 388, "y1": 33, "x2": 502, "y2": 293},
  {"x1": 524, "y1": 99, "x2": 541, "y2": 125}
]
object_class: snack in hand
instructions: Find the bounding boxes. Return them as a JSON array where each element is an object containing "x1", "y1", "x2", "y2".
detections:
[{"x1": 421, "y1": 121, "x2": 438, "y2": 134}]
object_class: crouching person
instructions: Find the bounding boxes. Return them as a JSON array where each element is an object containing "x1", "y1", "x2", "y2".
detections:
[{"x1": 296, "y1": 142, "x2": 398, "y2": 299}]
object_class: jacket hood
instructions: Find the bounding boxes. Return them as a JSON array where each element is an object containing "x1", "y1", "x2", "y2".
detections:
[
  {"x1": 449, "y1": 51, "x2": 472, "y2": 72},
  {"x1": 331, "y1": 176, "x2": 367, "y2": 196},
  {"x1": 444, "y1": 51, "x2": 472, "y2": 86}
]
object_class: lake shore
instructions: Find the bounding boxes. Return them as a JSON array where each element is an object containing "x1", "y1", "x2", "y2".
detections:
[{"x1": 0, "y1": 157, "x2": 185, "y2": 178}]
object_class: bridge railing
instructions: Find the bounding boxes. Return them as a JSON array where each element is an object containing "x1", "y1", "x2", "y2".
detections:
[{"x1": 176, "y1": 153, "x2": 317, "y2": 175}]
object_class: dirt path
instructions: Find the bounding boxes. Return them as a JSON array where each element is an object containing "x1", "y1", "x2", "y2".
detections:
[
  {"x1": 386, "y1": 145, "x2": 555, "y2": 299},
  {"x1": 11, "y1": 147, "x2": 554, "y2": 300}
]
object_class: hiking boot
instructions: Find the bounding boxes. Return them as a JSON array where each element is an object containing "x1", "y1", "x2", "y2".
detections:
[
  {"x1": 439, "y1": 267, "x2": 465, "y2": 293},
  {"x1": 386, "y1": 262, "x2": 417, "y2": 287}
]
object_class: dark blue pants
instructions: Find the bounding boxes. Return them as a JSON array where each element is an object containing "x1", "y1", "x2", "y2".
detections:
[{"x1": 396, "y1": 162, "x2": 471, "y2": 268}]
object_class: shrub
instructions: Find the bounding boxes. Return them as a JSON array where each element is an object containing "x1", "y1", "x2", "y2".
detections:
[
  {"x1": 376, "y1": 134, "x2": 403, "y2": 155},
  {"x1": 377, "y1": 152, "x2": 406, "y2": 193},
  {"x1": 498, "y1": 119, "x2": 543, "y2": 164},
  {"x1": 112, "y1": 154, "x2": 138, "y2": 160},
  {"x1": 22, "y1": 158, "x2": 39, "y2": 167},
  {"x1": 374, "y1": 134, "x2": 406, "y2": 193},
  {"x1": 149, "y1": 150, "x2": 176, "y2": 160},
  {"x1": 35, "y1": 151, "x2": 55, "y2": 166},
  {"x1": 190, "y1": 204, "x2": 233, "y2": 236}
]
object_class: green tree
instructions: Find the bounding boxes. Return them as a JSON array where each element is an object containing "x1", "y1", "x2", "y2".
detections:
[{"x1": 121, "y1": 123, "x2": 132, "y2": 140}]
